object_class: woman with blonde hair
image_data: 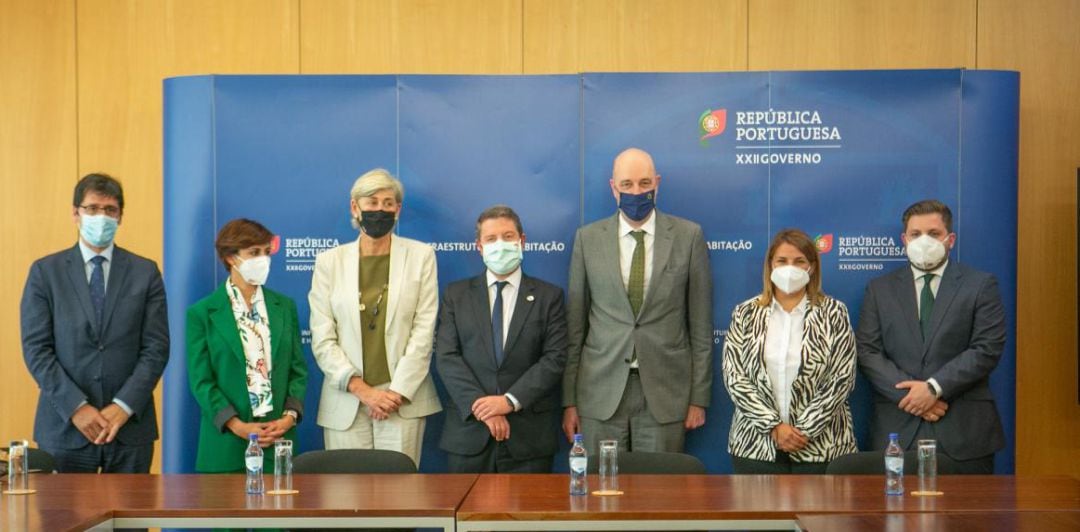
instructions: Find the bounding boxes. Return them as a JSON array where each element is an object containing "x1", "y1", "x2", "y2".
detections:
[
  {"x1": 722, "y1": 228, "x2": 857, "y2": 473},
  {"x1": 308, "y1": 168, "x2": 441, "y2": 467}
]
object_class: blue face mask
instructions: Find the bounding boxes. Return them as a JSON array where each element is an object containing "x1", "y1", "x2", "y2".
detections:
[
  {"x1": 482, "y1": 240, "x2": 523, "y2": 276},
  {"x1": 618, "y1": 190, "x2": 656, "y2": 222},
  {"x1": 80, "y1": 214, "x2": 118, "y2": 248}
]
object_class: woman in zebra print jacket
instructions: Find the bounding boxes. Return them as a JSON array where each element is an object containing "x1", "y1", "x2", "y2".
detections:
[{"x1": 723, "y1": 229, "x2": 858, "y2": 473}]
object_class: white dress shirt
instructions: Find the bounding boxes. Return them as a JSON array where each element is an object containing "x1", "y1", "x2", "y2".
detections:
[
  {"x1": 487, "y1": 267, "x2": 523, "y2": 411},
  {"x1": 79, "y1": 240, "x2": 114, "y2": 289},
  {"x1": 77, "y1": 240, "x2": 132, "y2": 415},
  {"x1": 763, "y1": 296, "x2": 808, "y2": 424},
  {"x1": 910, "y1": 260, "x2": 948, "y2": 397}
]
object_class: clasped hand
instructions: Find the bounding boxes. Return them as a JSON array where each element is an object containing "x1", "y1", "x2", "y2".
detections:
[
  {"x1": 771, "y1": 422, "x2": 808, "y2": 453},
  {"x1": 72, "y1": 404, "x2": 129, "y2": 445},
  {"x1": 895, "y1": 380, "x2": 949, "y2": 421},
  {"x1": 227, "y1": 415, "x2": 295, "y2": 448}
]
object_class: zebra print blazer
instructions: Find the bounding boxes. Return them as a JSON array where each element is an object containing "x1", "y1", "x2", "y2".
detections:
[{"x1": 722, "y1": 295, "x2": 858, "y2": 463}]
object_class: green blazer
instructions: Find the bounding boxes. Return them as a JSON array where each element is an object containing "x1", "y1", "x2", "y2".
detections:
[{"x1": 186, "y1": 283, "x2": 308, "y2": 473}]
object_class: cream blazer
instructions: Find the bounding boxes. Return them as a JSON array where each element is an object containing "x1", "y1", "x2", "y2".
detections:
[{"x1": 309, "y1": 235, "x2": 442, "y2": 430}]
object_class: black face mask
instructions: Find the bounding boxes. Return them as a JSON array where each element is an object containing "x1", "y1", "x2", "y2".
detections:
[{"x1": 359, "y1": 210, "x2": 396, "y2": 238}]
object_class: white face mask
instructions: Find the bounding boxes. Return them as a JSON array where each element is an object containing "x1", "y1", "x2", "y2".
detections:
[
  {"x1": 771, "y1": 265, "x2": 811, "y2": 295},
  {"x1": 905, "y1": 234, "x2": 948, "y2": 271},
  {"x1": 235, "y1": 255, "x2": 271, "y2": 286},
  {"x1": 481, "y1": 240, "x2": 523, "y2": 276}
]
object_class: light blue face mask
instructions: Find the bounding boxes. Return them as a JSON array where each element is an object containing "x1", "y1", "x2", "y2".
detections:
[
  {"x1": 80, "y1": 214, "x2": 118, "y2": 248},
  {"x1": 482, "y1": 240, "x2": 523, "y2": 275}
]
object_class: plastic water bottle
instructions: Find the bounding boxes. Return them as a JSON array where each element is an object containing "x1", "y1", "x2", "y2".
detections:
[
  {"x1": 245, "y1": 433, "x2": 264, "y2": 494},
  {"x1": 884, "y1": 432, "x2": 904, "y2": 495},
  {"x1": 569, "y1": 434, "x2": 588, "y2": 496}
]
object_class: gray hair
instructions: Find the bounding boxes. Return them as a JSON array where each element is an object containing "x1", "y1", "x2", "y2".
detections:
[
  {"x1": 349, "y1": 168, "x2": 404, "y2": 230},
  {"x1": 350, "y1": 168, "x2": 404, "y2": 203}
]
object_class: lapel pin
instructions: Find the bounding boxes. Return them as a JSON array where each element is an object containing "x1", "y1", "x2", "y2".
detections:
[{"x1": 526, "y1": 295, "x2": 535, "y2": 302}]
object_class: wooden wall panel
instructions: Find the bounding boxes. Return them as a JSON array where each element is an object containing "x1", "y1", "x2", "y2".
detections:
[
  {"x1": 978, "y1": 0, "x2": 1080, "y2": 477},
  {"x1": 300, "y1": 0, "x2": 396, "y2": 73},
  {"x1": 74, "y1": 0, "x2": 301, "y2": 471},
  {"x1": 524, "y1": 0, "x2": 748, "y2": 73},
  {"x1": 164, "y1": 0, "x2": 300, "y2": 76},
  {"x1": 77, "y1": 0, "x2": 166, "y2": 259},
  {"x1": 302, "y1": 0, "x2": 521, "y2": 74},
  {"x1": 748, "y1": 0, "x2": 976, "y2": 70},
  {"x1": 396, "y1": 0, "x2": 520, "y2": 73},
  {"x1": 0, "y1": 0, "x2": 77, "y2": 448}
]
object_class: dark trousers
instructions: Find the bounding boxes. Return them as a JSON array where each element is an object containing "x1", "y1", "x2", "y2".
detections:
[
  {"x1": 44, "y1": 441, "x2": 153, "y2": 473},
  {"x1": 446, "y1": 438, "x2": 552, "y2": 473},
  {"x1": 731, "y1": 451, "x2": 829, "y2": 474}
]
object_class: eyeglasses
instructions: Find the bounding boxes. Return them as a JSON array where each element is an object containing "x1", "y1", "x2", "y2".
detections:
[
  {"x1": 79, "y1": 204, "x2": 120, "y2": 217},
  {"x1": 359, "y1": 284, "x2": 388, "y2": 330}
]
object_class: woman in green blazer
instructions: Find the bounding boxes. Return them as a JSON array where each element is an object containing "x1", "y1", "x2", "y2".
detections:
[{"x1": 186, "y1": 218, "x2": 308, "y2": 473}]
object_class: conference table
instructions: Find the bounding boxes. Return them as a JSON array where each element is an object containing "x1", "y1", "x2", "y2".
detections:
[{"x1": 2, "y1": 473, "x2": 1078, "y2": 531}]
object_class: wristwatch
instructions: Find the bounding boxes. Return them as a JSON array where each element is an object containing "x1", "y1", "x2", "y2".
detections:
[{"x1": 504, "y1": 396, "x2": 515, "y2": 410}]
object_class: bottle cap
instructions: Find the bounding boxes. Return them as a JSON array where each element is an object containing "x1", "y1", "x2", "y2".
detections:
[
  {"x1": 573, "y1": 433, "x2": 584, "y2": 441},
  {"x1": 249, "y1": 433, "x2": 259, "y2": 440},
  {"x1": 889, "y1": 432, "x2": 899, "y2": 438}
]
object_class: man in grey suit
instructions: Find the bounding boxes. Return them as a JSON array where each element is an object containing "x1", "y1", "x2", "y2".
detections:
[
  {"x1": 21, "y1": 173, "x2": 169, "y2": 473},
  {"x1": 562, "y1": 148, "x2": 713, "y2": 454},
  {"x1": 436, "y1": 205, "x2": 568, "y2": 472},
  {"x1": 857, "y1": 199, "x2": 1006, "y2": 473}
]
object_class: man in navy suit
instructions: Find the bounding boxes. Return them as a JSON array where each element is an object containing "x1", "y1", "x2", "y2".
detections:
[
  {"x1": 21, "y1": 173, "x2": 169, "y2": 473},
  {"x1": 857, "y1": 199, "x2": 1006, "y2": 473},
  {"x1": 436, "y1": 205, "x2": 568, "y2": 473}
]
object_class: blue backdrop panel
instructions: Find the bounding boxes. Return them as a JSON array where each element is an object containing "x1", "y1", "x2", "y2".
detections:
[
  {"x1": 163, "y1": 75, "x2": 398, "y2": 474},
  {"x1": 163, "y1": 76, "x2": 217, "y2": 475},
  {"x1": 163, "y1": 70, "x2": 1018, "y2": 474},
  {"x1": 397, "y1": 75, "x2": 581, "y2": 471},
  {"x1": 956, "y1": 71, "x2": 1020, "y2": 473},
  {"x1": 766, "y1": 70, "x2": 963, "y2": 455},
  {"x1": 582, "y1": 73, "x2": 771, "y2": 473}
]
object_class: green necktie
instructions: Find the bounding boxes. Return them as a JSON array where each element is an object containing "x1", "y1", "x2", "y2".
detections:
[
  {"x1": 629, "y1": 230, "x2": 646, "y2": 315},
  {"x1": 919, "y1": 273, "x2": 936, "y2": 338}
]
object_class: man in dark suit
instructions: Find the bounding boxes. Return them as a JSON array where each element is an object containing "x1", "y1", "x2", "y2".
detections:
[
  {"x1": 21, "y1": 173, "x2": 169, "y2": 473},
  {"x1": 857, "y1": 199, "x2": 1006, "y2": 474},
  {"x1": 436, "y1": 205, "x2": 568, "y2": 473}
]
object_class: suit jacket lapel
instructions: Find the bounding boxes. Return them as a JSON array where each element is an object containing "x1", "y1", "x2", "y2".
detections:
[
  {"x1": 923, "y1": 262, "x2": 962, "y2": 355},
  {"x1": 65, "y1": 245, "x2": 99, "y2": 337},
  {"x1": 748, "y1": 304, "x2": 777, "y2": 403},
  {"x1": 209, "y1": 284, "x2": 245, "y2": 364},
  {"x1": 343, "y1": 238, "x2": 362, "y2": 338},
  {"x1": 386, "y1": 236, "x2": 407, "y2": 327},
  {"x1": 891, "y1": 267, "x2": 923, "y2": 347},
  {"x1": 265, "y1": 290, "x2": 285, "y2": 368},
  {"x1": 99, "y1": 247, "x2": 130, "y2": 335},
  {"x1": 469, "y1": 275, "x2": 498, "y2": 371},
  {"x1": 601, "y1": 213, "x2": 635, "y2": 319},
  {"x1": 503, "y1": 275, "x2": 537, "y2": 355},
  {"x1": 642, "y1": 211, "x2": 673, "y2": 316}
]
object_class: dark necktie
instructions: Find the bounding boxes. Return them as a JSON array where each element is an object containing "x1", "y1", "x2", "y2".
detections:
[
  {"x1": 89, "y1": 255, "x2": 107, "y2": 331},
  {"x1": 919, "y1": 273, "x2": 936, "y2": 338},
  {"x1": 628, "y1": 230, "x2": 646, "y2": 315},
  {"x1": 492, "y1": 281, "x2": 508, "y2": 367}
]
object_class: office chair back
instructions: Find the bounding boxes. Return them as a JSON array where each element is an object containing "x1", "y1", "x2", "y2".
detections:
[{"x1": 292, "y1": 449, "x2": 417, "y2": 474}]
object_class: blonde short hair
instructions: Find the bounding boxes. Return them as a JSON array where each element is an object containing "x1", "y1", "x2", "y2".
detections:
[{"x1": 350, "y1": 168, "x2": 404, "y2": 203}]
